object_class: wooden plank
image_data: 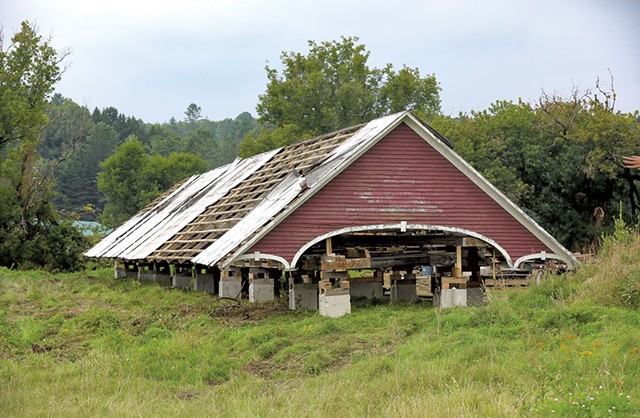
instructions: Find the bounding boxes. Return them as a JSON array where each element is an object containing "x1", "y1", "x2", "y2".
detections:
[
  {"x1": 321, "y1": 256, "x2": 372, "y2": 271},
  {"x1": 483, "y1": 278, "x2": 530, "y2": 288}
]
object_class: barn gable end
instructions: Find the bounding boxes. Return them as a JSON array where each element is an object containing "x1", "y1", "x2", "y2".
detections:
[{"x1": 246, "y1": 122, "x2": 553, "y2": 267}]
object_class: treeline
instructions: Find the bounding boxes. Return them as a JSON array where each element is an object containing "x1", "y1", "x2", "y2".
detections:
[{"x1": 41, "y1": 96, "x2": 257, "y2": 225}]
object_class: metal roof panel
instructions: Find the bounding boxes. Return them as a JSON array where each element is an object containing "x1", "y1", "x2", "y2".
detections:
[{"x1": 84, "y1": 149, "x2": 280, "y2": 259}]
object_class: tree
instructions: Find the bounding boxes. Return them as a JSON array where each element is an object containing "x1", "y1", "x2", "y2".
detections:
[
  {"x1": 141, "y1": 152, "x2": 208, "y2": 203},
  {"x1": 54, "y1": 122, "x2": 119, "y2": 216},
  {"x1": 98, "y1": 136, "x2": 207, "y2": 228},
  {"x1": 40, "y1": 96, "x2": 92, "y2": 161},
  {"x1": 239, "y1": 36, "x2": 441, "y2": 156},
  {"x1": 97, "y1": 137, "x2": 147, "y2": 227},
  {"x1": 91, "y1": 106, "x2": 149, "y2": 144},
  {"x1": 380, "y1": 65, "x2": 441, "y2": 116},
  {"x1": 149, "y1": 123, "x2": 185, "y2": 156},
  {"x1": 430, "y1": 86, "x2": 640, "y2": 251},
  {"x1": 0, "y1": 21, "x2": 86, "y2": 270},
  {"x1": 185, "y1": 103, "x2": 202, "y2": 123},
  {"x1": 0, "y1": 22, "x2": 65, "y2": 149}
]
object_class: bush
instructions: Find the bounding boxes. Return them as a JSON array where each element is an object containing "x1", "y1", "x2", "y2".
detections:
[{"x1": 0, "y1": 206, "x2": 89, "y2": 271}]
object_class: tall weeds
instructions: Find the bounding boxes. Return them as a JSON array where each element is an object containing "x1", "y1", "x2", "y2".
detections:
[{"x1": 571, "y1": 217, "x2": 640, "y2": 308}]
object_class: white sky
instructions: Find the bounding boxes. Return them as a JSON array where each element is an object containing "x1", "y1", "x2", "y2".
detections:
[{"x1": 3, "y1": 0, "x2": 639, "y2": 123}]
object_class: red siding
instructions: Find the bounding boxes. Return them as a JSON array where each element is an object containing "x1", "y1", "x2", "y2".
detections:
[{"x1": 249, "y1": 123, "x2": 552, "y2": 265}]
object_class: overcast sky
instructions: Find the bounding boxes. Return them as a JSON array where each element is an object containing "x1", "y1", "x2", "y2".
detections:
[{"x1": 3, "y1": 0, "x2": 639, "y2": 123}]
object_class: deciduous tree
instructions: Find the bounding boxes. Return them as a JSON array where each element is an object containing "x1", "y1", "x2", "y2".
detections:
[
  {"x1": 98, "y1": 136, "x2": 207, "y2": 227},
  {"x1": 0, "y1": 21, "x2": 86, "y2": 270},
  {"x1": 430, "y1": 87, "x2": 640, "y2": 250},
  {"x1": 240, "y1": 37, "x2": 441, "y2": 156}
]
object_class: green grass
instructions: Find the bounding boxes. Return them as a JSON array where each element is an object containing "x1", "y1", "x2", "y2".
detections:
[{"x1": 1, "y1": 234, "x2": 639, "y2": 416}]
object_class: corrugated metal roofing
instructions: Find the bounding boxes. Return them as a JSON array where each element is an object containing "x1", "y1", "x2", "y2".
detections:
[
  {"x1": 85, "y1": 111, "x2": 578, "y2": 269},
  {"x1": 84, "y1": 150, "x2": 279, "y2": 259}
]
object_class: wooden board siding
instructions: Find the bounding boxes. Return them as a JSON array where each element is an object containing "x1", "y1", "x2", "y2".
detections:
[{"x1": 248, "y1": 123, "x2": 552, "y2": 264}]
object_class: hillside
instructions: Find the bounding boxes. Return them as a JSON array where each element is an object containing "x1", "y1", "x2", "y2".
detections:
[{"x1": 1, "y1": 232, "x2": 639, "y2": 417}]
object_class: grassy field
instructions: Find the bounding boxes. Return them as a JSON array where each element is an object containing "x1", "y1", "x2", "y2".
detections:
[{"x1": 1, "y1": 232, "x2": 639, "y2": 417}]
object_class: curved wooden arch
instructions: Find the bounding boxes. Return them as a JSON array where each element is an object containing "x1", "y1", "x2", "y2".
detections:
[
  {"x1": 289, "y1": 223, "x2": 514, "y2": 270},
  {"x1": 513, "y1": 252, "x2": 576, "y2": 270}
]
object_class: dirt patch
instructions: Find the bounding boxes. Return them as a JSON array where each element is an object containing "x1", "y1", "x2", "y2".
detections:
[
  {"x1": 244, "y1": 360, "x2": 278, "y2": 378},
  {"x1": 31, "y1": 343, "x2": 53, "y2": 353},
  {"x1": 209, "y1": 299, "x2": 291, "y2": 326},
  {"x1": 175, "y1": 390, "x2": 199, "y2": 400}
]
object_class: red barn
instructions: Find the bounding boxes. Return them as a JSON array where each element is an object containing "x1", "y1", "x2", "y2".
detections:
[{"x1": 86, "y1": 111, "x2": 577, "y2": 314}]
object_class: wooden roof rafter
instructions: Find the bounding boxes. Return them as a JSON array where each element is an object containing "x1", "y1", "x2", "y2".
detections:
[{"x1": 147, "y1": 124, "x2": 363, "y2": 262}]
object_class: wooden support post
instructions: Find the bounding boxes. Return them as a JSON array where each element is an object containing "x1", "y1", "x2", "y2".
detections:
[
  {"x1": 466, "y1": 247, "x2": 480, "y2": 283},
  {"x1": 325, "y1": 237, "x2": 333, "y2": 255},
  {"x1": 452, "y1": 245, "x2": 463, "y2": 278},
  {"x1": 114, "y1": 259, "x2": 126, "y2": 279},
  {"x1": 492, "y1": 249, "x2": 497, "y2": 282}
]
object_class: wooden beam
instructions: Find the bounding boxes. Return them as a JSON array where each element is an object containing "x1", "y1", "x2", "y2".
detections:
[
  {"x1": 320, "y1": 253, "x2": 435, "y2": 271},
  {"x1": 452, "y1": 245, "x2": 463, "y2": 277},
  {"x1": 321, "y1": 255, "x2": 371, "y2": 271}
]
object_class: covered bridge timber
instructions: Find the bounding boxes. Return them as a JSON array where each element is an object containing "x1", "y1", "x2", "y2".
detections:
[{"x1": 86, "y1": 111, "x2": 578, "y2": 315}]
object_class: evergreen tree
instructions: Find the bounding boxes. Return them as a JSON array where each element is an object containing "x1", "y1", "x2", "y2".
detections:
[{"x1": 54, "y1": 122, "x2": 119, "y2": 216}]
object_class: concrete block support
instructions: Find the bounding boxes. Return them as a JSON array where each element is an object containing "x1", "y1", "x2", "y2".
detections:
[
  {"x1": 349, "y1": 278, "x2": 383, "y2": 299},
  {"x1": 318, "y1": 279, "x2": 351, "y2": 318},
  {"x1": 247, "y1": 268, "x2": 275, "y2": 303},
  {"x1": 249, "y1": 278, "x2": 275, "y2": 302},
  {"x1": 155, "y1": 262, "x2": 172, "y2": 286},
  {"x1": 124, "y1": 262, "x2": 138, "y2": 279},
  {"x1": 289, "y1": 283, "x2": 318, "y2": 310},
  {"x1": 390, "y1": 273, "x2": 417, "y2": 302},
  {"x1": 194, "y1": 266, "x2": 217, "y2": 294},
  {"x1": 138, "y1": 263, "x2": 156, "y2": 283},
  {"x1": 172, "y1": 264, "x2": 193, "y2": 290},
  {"x1": 440, "y1": 288, "x2": 468, "y2": 307},
  {"x1": 435, "y1": 277, "x2": 484, "y2": 308},
  {"x1": 467, "y1": 287, "x2": 484, "y2": 306},
  {"x1": 219, "y1": 268, "x2": 242, "y2": 299}
]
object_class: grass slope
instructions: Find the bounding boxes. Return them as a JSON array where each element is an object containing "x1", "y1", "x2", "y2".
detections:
[{"x1": 1, "y1": 233, "x2": 639, "y2": 417}]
